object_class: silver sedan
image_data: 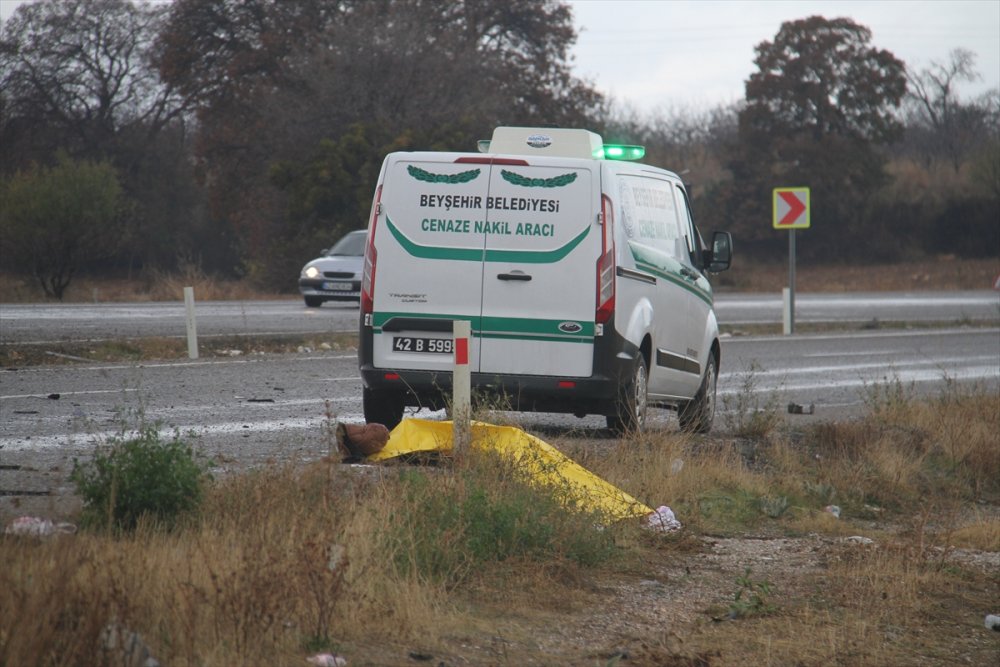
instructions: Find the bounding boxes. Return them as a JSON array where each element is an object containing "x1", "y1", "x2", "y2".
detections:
[{"x1": 298, "y1": 229, "x2": 366, "y2": 307}]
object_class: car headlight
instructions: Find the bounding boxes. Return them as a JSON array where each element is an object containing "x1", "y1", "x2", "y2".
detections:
[{"x1": 303, "y1": 266, "x2": 320, "y2": 279}]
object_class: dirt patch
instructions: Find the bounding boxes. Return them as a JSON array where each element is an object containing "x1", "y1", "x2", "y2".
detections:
[{"x1": 337, "y1": 530, "x2": 999, "y2": 666}]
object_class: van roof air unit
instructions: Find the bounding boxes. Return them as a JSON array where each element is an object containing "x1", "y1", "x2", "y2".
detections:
[{"x1": 486, "y1": 127, "x2": 604, "y2": 159}]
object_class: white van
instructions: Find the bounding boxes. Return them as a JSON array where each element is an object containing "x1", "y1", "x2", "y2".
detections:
[{"x1": 358, "y1": 127, "x2": 732, "y2": 433}]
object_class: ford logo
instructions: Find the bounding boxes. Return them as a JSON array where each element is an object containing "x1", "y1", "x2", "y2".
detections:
[
  {"x1": 558, "y1": 321, "x2": 582, "y2": 333},
  {"x1": 526, "y1": 134, "x2": 552, "y2": 149}
]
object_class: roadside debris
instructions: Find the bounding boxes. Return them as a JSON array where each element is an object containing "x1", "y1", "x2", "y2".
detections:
[
  {"x1": 306, "y1": 654, "x2": 347, "y2": 666},
  {"x1": 44, "y1": 351, "x2": 91, "y2": 363},
  {"x1": 101, "y1": 621, "x2": 160, "y2": 667},
  {"x1": 644, "y1": 505, "x2": 682, "y2": 532},
  {"x1": 787, "y1": 402, "x2": 815, "y2": 415},
  {"x1": 985, "y1": 614, "x2": 1000, "y2": 631},
  {"x1": 5, "y1": 516, "x2": 77, "y2": 537},
  {"x1": 824, "y1": 504, "x2": 841, "y2": 519}
]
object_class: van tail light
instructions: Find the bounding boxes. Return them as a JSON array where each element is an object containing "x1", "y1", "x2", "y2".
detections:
[
  {"x1": 596, "y1": 194, "x2": 615, "y2": 324},
  {"x1": 361, "y1": 185, "x2": 382, "y2": 316}
]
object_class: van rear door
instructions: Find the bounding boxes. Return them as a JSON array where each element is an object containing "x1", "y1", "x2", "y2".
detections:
[
  {"x1": 370, "y1": 153, "x2": 488, "y2": 373},
  {"x1": 477, "y1": 157, "x2": 599, "y2": 377}
]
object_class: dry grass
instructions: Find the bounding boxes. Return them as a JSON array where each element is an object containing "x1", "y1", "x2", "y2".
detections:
[
  {"x1": 715, "y1": 255, "x2": 998, "y2": 293},
  {"x1": 2, "y1": 256, "x2": 997, "y2": 305},
  {"x1": 3, "y1": 380, "x2": 997, "y2": 665},
  {"x1": 0, "y1": 265, "x2": 291, "y2": 304}
]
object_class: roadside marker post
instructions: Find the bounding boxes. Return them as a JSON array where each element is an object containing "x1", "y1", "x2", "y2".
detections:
[
  {"x1": 184, "y1": 286, "x2": 199, "y2": 359},
  {"x1": 773, "y1": 187, "x2": 810, "y2": 335},
  {"x1": 452, "y1": 320, "x2": 471, "y2": 456}
]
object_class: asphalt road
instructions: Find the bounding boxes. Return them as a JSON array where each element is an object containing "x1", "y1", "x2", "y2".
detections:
[
  {"x1": 2, "y1": 290, "x2": 998, "y2": 343},
  {"x1": 2, "y1": 325, "x2": 997, "y2": 458},
  {"x1": 1, "y1": 294, "x2": 998, "y2": 502}
]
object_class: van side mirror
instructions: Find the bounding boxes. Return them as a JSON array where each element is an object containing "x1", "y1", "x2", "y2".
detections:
[{"x1": 703, "y1": 231, "x2": 733, "y2": 273}]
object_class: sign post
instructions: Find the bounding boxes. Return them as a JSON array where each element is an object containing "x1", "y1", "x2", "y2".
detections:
[{"x1": 772, "y1": 187, "x2": 810, "y2": 335}]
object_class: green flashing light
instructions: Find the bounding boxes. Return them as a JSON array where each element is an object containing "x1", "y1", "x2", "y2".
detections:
[{"x1": 601, "y1": 144, "x2": 645, "y2": 160}]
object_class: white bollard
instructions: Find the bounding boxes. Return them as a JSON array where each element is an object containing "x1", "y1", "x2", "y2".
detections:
[
  {"x1": 452, "y1": 320, "x2": 471, "y2": 456},
  {"x1": 184, "y1": 286, "x2": 199, "y2": 359}
]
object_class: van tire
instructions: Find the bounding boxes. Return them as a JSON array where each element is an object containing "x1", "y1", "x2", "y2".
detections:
[
  {"x1": 606, "y1": 354, "x2": 648, "y2": 434},
  {"x1": 304, "y1": 296, "x2": 323, "y2": 308},
  {"x1": 363, "y1": 386, "x2": 404, "y2": 430},
  {"x1": 678, "y1": 355, "x2": 716, "y2": 434}
]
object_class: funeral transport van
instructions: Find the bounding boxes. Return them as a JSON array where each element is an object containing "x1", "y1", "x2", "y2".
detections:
[{"x1": 357, "y1": 126, "x2": 732, "y2": 433}]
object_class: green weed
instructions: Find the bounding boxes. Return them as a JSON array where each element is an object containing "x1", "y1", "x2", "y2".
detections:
[
  {"x1": 721, "y1": 361, "x2": 783, "y2": 439},
  {"x1": 728, "y1": 568, "x2": 776, "y2": 619},
  {"x1": 70, "y1": 420, "x2": 212, "y2": 532}
]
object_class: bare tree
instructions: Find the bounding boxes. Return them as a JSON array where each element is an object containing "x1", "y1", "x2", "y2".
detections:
[
  {"x1": 0, "y1": 0, "x2": 193, "y2": 169},
  {"x1": 905, "y1": 49, "x2": 991, "y2": 172},
  {"x1": 0, "y1": 0, "x2": 218, "y2": 276}
]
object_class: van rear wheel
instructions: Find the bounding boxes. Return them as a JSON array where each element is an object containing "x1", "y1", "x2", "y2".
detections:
[
  {"x1": 606, "y1": 354, "x2": 648, "y2": 434},
  {"x1": 678, "y1": 355, "x2": 716, "y2": 434},
  {"x1": 363, "y1": 386, "x2": 404, "y2": 430}
]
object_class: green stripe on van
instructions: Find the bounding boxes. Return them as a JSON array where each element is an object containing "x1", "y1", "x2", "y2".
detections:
[
  {"x1": 481, "y1": 315, "x2": 593, "y2": 339},
  {"x1": 385, "y1": 218, "x2": 590, "y2": 264},
  {"x1": 373, "y1": 312, "x2": 593, "y2": 341},
  {"x1": 628, "y1": 243, "x2": 714, "y2": 306}
]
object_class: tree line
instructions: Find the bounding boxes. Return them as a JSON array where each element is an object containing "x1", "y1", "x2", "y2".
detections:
[{"x1": 1, "y1": 0, "x2": 997, "y2": 298}]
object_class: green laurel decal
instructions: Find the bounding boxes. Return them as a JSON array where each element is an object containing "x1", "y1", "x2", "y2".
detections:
[
  {"x1": 407, "y1": 165, "x2": 480, "y2": 184},
  {"x1": 501, "y1": 170, "x2": 578, "y2": 188}
]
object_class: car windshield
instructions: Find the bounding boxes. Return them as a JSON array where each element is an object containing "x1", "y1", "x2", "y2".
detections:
[{"x1": 326, "y1": 231, "x2": 365, "y2": 256}]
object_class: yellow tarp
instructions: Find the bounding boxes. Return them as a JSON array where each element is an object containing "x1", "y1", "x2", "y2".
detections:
[{"x1": 367, "y1": 418, "x2": 653, "y2": 523}]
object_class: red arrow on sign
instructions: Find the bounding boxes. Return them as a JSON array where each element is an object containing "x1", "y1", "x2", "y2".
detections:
[{"x1": 777, "y1": 191, "x2": 806, "y2": 226}]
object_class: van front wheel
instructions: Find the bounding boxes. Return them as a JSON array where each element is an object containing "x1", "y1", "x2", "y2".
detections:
[
  {"x1": 678, "y1": 356, "x2": 716, "y2": 434},
  {"x1": 606, "y1": 354, "x2": 648, "y2": 434},
  {"x1": 363, "y1": 386, "x2": 404, "y2": 430}
]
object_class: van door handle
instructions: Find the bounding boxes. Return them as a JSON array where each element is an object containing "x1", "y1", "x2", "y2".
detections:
[{"x1": 497, "y1": 271, "x2": 532, "y2": 282}]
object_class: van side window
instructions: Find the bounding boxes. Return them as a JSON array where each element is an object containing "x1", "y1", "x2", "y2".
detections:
[
  {"x1": 618, "y1": 176, "x2": 685, "y2": 259},
  {"x1": 674, "y1": 185, "x2": 701, "y2": 266}
]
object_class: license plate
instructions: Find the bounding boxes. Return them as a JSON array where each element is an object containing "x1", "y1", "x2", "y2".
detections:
[
  {"x1": 322, "y1": 281, "x2": 352, "y2": 291},
  {"x1": 392, "y1": 336, "x2": 453, "y2": 354}
]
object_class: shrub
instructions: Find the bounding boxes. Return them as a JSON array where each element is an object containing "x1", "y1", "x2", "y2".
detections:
[
  {"x1": 384, "y1": 455, "x2": 619, "y2": 587},
  {"x1": 71, "y1": 423, "x2": 212, "y2": 532},
  {"x1": 722, "y1": 361, "x2": 783, "y2": 439}
]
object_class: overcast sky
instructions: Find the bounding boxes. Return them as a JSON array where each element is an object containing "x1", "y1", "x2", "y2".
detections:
[
  {"x1": 568, "y1": 0, "x2": 1000, "y2": 115},
  {"x1": 2, "y1": 0, "x2": 998, "y2": 117}
]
